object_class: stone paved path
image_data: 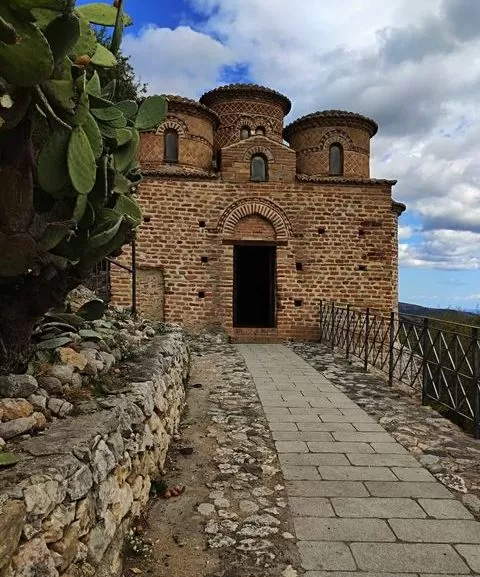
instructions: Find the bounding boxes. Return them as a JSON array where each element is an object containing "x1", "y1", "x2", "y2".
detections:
[{"x1": 237, "y1": 344, "x2": 480, "y2": 576}]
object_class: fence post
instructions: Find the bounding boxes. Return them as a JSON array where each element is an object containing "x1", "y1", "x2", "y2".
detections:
[
  {"x1": 472, "y1": 326, "x2": 480, "y2": 439},
  {"x1": 364, "y1": 307, "x2": 370, "y2": 371},
  {"x1": 319, "y1": 300, "x2": 323, "y2": 342},
  {"x1": 346, "y1": 305, "x2": 351, "y2": 359},
  {"x1": 331, "y1": 302, "x2": 336, "y2": 351},
  {"x1": 421, "y1": 317, "x2": 429, "y2": 405},
  {"x1": 131, "y1": 239, "x2": 137, "y2": 315},
  {"x1": 388, "y1": 311, "x2": 395, "y2": 386}
]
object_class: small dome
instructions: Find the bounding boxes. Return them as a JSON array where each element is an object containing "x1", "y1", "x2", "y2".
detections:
[
  {"x1": 284, "y1": 110, "x2": 378, "y2": 139},
  {"x1": 200, "y1": 83, "x2": 291, "y2": 115}
]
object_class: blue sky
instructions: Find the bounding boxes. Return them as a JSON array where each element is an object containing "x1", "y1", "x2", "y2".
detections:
[{"x1": 82, "y1": 0, "x2": 480, "y2": 310}]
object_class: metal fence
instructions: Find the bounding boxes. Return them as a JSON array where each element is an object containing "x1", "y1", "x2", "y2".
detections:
[
  {"x1": 85, "y1": 241, "x2": 137, "y2": 314},
  {"x1": 319, "y1": 301, "x2": 480, "y2": 438}
]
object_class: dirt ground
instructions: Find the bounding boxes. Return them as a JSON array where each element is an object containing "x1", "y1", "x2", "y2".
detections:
[{"x1": 122, "y1": 341, "x2": 300, "y2": 577}]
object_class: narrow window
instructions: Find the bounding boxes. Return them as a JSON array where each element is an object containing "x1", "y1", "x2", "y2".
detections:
[
  {"x1": 255, "y1": 126, "x2": 266, "y2": 136},
  {"x1": 251, "y1": 154, "x2": 268, "y2": 182},
  {"x1": 329, "y1": 143, "x2": 343, "y2": 176},
  {"x1": 164, "y1": 129, "x2": 179, "y2": 163},
  {"x1": 240, "y1": 126, "x2": 250, "y2": 140}
]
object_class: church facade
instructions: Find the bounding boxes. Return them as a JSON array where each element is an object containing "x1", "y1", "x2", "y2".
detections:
[{"x1": 112, "y1": 84, "x2": 405, "y2": 341}]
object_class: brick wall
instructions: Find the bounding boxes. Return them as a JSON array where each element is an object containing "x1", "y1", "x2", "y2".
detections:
[{"x1": 111, "y1": 178, "x2": 397, "y2": 341}]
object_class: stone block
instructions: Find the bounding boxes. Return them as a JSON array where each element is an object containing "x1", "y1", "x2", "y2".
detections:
[
  {"x1": 282, "y1": 466, "x2": 320, "y2": 480},
  {"x1": 317, "y1": 466, "x2": 396, "y2": 481},
  {"x1": 0, "y1": 500, "x2": 26, "y2": 569},
  {"x1": 272, "y1": 432, "x2": 333, "y2": 442},
  {"x1": 0, "y1": 375, "x2": 38, "y2": 398},
  {"x1": 455, "y1": 544, "x2": 480, "y2": 572},
  {"x1": 350, "y1": 543, "x2": 470, "y2": 573},
  {"x1": 348, "y1": 454, "x2": 421, "y2": 467},
  {"x1": 389, "y1": 518, "x2": 480, "y2": 543},
  {"x1": 418, "y1": 499, "x2": 473, "y2": 519},
  {"x1": 298, "y1": 421, "x2": 356, "y2": 432},
  {"x1": 275, "y1": 441, "x2": 309, "y2": 453},
  {"x1": 279, "y1": 453, "x2": 349, "y2": 467},
  {"x1": 287, "y1": 480, "x2": 368, "y2": 497},
  {"x1": 331, "y1": 497, "x2": 426, "y2": 518},
  {"x1": 308, "y1": 441, "x2": 374, "y2": 454},
  {"x1": 294, "y1": 517, "x2": 395, "y2": 541},
  {"x1": 298, "y1": 541, "x2": 356, "y2": 571},
  {"x1": 331, "y1": 431, "x2": 393, "y2": 443},
  {"x1": 0, "y1": 399, "x2": 34, "y2": 421},
  {"x1": 366, "y1": 481, "x2": 452, "y2": 498},
  {"x1": 391, "y1": 467, "x2": 435, "y2": 482},
  {"x1": 371, "y1": 442, "x2": 408, "y2": 454},
  {"x1": 289, "y1": 497, "x2": 335, "y2": 517}
]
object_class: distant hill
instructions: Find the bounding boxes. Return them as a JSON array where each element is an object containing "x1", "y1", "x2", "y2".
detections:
[{"x1": 399, "y1": 302, "x2": 480, "y2": 326}]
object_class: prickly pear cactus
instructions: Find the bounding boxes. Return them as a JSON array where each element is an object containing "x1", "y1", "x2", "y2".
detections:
[
  {"x1": 0, "y1": 0, "x2": 166, "y2": 278},
  {"x1": 0, "y1": 0, "x2": 166, "y2": 370}
]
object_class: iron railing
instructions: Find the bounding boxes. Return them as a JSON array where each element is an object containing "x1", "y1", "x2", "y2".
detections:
[
  {"x1": 319, "y1": 301, "x2": 480, "y2": 438},
  {"x1": 85, "y1": 240, "x2": 137, "y2": 314}
]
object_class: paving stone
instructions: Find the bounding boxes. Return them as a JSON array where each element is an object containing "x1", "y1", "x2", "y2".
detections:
[
  {"x1": 308, "y1": 441, "x2": 374, "y2": 454},
  {"x1": 348, "y1": 454, "x2": 421, "y2": 467},
  {"x1": 317, "y1": 466, "x2": 396, "y2": 481},
  {"x1": 389, "y1": 519, "x2": 480, "y2": 543},
  {"x1": 297, "y1": 422, "x2": 356, "y2": 432},
  {"x1": 366, "y1": 481, "x2": 452, "y2": 498},
  {"x1": 392, "y1": 467, "x2": 436, "y2": 482},
  {"x1": 280, "y1": 453, "x2": 350, "y2": 467},
  {"x1": 370, "y1": 443, "x2": 409, "y2": 454},
  {"x1": 269, "y1": 422, "x2": 299, "y2": 432},
  {"x1": 294, "y1": 517, "x2": 396, "y2": 542},
  {"x1": 270, "y1": 414, "x2": 322, "y2": 422},
  {"x1": 455, "y1": 544, "x2": 480, "y2": 572},
  {"x1": 272, "y1": 432, "x2": 334, "y2": 442},
  {"x1": 289, "y1": 497, "x2": 335, "y2": 517},
  {"x1": 331, "y1": 497, "x2": 426, "y2": 518},
  {"x1": 287, "y1": 481, "x2": 369, "y2": 497},
  {"x1": 298, "y1": 541, "x2": 356, "y2": 571},
  {"x1": 275, "y1": 441, "x2": 309, "y2": 453},
  {"x1": 350, "y1": 543, "x2": 470, "y2": 573},
  {"x1": 332, "y1": 432, "x2": 393, "y2": 443},
  {"x1": 419, "y1": 499, "x2": 474, "y2": 519},
  {"x1": 282, "y1": 466, "x2": 320, "y2": 480},
  {"x1": 263, "y1": 399, "x2": 310, "y2": 407},
  {"x1": 289, "y1": 407, "x2": 339, "y2": 415}
]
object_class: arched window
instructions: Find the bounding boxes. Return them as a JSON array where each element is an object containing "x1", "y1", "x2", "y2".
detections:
[
  {"x1": 255, "y1": 126, "x2": 266, "y2": 136},
  {"x1": 240, "y1": 126, "x2": 250, "y2": 140},
  {"x1": 164, "y1": 129, "x2": 179, "y2": 163},
  {"x1": 329, "y1": 143, "x2": 344, "y2": 176},
  {"x1": 251, "y1": 154, "x2": 268, "y2": 182}
]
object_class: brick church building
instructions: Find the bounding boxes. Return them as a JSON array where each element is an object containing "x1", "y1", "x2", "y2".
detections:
[{"x1": 112, "y1": 84, "x2": 405, "y2": 341}]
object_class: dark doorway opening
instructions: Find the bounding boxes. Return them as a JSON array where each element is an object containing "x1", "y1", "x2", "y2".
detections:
[{"x1": 233, "y1": 245, "x2": 276, "y2": 328}]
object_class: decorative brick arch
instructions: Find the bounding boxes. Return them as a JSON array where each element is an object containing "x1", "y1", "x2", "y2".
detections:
[
  {"x1": 319, "y1": 129, "x2": 354, "y2": 151},
  {"x1": 215, "y1": 197, "x2": 293, "y2": 240},
  {"x1": 156, "y1": 116, "x2": 188, "y2": 137},
  {"x1": 242, "y1": 145, "x2": 275, "y2": 162}
]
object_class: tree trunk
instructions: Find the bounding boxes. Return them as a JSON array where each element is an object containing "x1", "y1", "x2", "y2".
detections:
[{"x1": 0, "y1": 270, "x2": 77, "y2": 374}]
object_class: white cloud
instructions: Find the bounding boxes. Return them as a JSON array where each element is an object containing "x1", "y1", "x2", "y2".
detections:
[
  {"x1": 122, "y1": 25, "x2": 234, "y2": 97},
  {"x1": 400, "y1": 230, "x2": 480, "y2": 270}
]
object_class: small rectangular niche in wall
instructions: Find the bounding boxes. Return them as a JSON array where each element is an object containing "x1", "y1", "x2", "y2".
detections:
[
  {"x1": 198, "y1": 220, "x2": 206, "y2": 228},
  {"x1": 296, "y1": 262, "x2": 303, "y2": 271},
  {"x1": 143, "y1": 216, "x2": 152, "y2": 223},
  {"x1": 358, "y1": 228, "x2": 366, "y2": 237},
  {"x1": 294, "y1": 299, "x2": 303, "y2": 307},
  {"x1": 358, "y1": 265, "x2": 368, "y2": 271},
  {"x1": 198, "y1": 291, "x2": 206, "y2": 299},
  {"x1": 318, "y1": 227, "x2": 326, "y2": 235},
  {"x1": 201, "y1": 256, "x2": 209, "y2": 263}
]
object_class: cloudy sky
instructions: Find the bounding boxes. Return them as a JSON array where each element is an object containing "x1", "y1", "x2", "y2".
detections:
[{"x1": 92, "y1": 0, "x2": 480, "y2": 309}]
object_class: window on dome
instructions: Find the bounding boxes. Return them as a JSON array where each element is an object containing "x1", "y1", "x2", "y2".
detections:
[
  {"x1": 329, "y1": 143, "x2": 344, "y2": 176},
  {"x1": 255, "y1": 126, "x2": 266, "y2": 136},
  {"x1": 240, "y1": 126, "x2": 250, "y2": 139},
  {"x1": 164, "y1": 129, "x2": 179, "y2": 163}
]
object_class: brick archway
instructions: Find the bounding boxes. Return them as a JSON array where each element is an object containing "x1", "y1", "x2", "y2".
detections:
[
  {"x1": 156, "y1": 116, "x2": 188, "y2": 137},
  {"x1": 216, "y1": 197, "x2": 293, "y2": 240},
  {"x1": 319, "y1": 129, "x2": 354, "y2": 151}
]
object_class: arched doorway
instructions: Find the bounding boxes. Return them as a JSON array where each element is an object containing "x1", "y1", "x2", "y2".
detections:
[{"x1": 232, "y1": 215, "x2": 276, "y2": 328}]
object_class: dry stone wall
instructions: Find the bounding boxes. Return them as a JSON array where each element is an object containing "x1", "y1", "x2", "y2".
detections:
[{"x1": 0, "y1": 327, "x2": 189, "y2": 577}]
